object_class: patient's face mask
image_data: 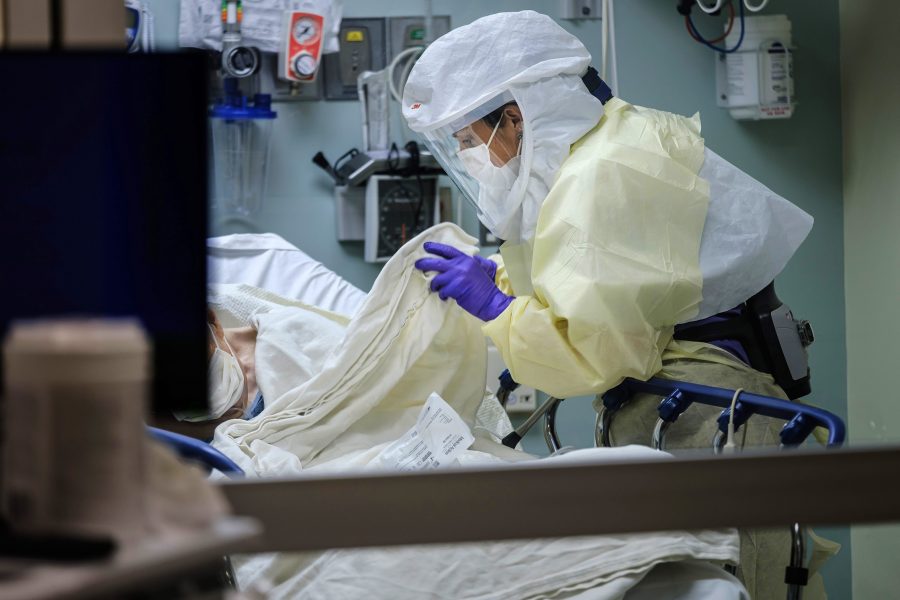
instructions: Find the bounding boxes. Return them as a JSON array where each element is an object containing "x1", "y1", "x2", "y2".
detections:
[
  {"x1": 176, "y1": 323, "x2": 245, "y2": 422},
  {"x1": 207, "y1": 324, "x2": 245, "y2": 419}
]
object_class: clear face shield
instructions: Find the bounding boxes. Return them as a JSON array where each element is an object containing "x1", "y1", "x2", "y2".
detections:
[{"x1": 420, "y1": 93, "x2": 525, "y2": 239}]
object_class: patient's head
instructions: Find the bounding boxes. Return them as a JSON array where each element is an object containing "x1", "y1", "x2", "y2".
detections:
[{"x1": 206, "y1": 308, "x2": 249, "y2": 418}]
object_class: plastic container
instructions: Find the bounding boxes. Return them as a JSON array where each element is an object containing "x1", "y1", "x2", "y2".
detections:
[
  {"x1": 209, "y1": 80, "x2": 277, "y2": 216},
  {"x1": 2, "y1": 319, "x2": 151, "y2": 542},
  {"x1": 718, "y1": 14, "x2": 794, "y2": 120}
]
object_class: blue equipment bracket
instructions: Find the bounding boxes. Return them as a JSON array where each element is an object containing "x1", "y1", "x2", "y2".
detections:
[{"x1": 656, "y1": 389, "x2": 692, "y2": 423}]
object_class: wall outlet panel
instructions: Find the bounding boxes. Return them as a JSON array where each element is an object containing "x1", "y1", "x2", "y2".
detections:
[
  {"x1": 486, "y1": 343, "x2": 537, "y2": 414},
  {"x1": 323, "y1": 18, "x2": 386, "y2": 101},
  {"x1": 387, "y1": 16, "x2": 451, "y2": 62}
]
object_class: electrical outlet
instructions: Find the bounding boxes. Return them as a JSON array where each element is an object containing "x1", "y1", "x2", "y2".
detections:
[
  {"x1": 504, "y1": 388, "x2": 538, "y2": 414},
  {"x1": 486, "y1": 342, "x2": 538, "y2": 414}
]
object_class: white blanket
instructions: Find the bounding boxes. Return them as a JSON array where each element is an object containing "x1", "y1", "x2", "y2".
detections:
[{"x1": 211, "y1": 223, "x2": 740, "y2": 599}]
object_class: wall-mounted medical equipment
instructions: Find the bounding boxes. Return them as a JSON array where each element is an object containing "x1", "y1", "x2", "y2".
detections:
[
  {"x1": 179, "y1": 0, "x2": 342, "y2": 55},
  {"x1": 278, "y1": 9, "x2": 326, "y2": 82},
  {"x1": 387, "y1": 16, "x2": 450, "y2": 62},
  {"x1": 679, "y1": 1, "x2": 793, "y2": 120},
  {"x1": 125, "y1": 0, "x2": 155, "y2": 53},
  {"x1": 319, "y1": 144, "x2": 443, "y2": 262},
  {"x1": 559, "y1": 0, "x2": 602, "y2": 20},
  {"x1": 358, "y1": 68, "x2": 391, "y2": 151},
  {"x1": 716, "y1": 14, "x2": 793, "y2": 120},
  {"x1": 334, "y1": 185, "x2": 367, "y2": 242},
  {"x1": 318, "y1": 144, "x2": 441, "y2": 251},
  {"x1": 259, "y1": 52, "x2": 325, "y2": 101},
  {"x1": 353, "y1": 16, "x2": 450, "y2": 149},
  {"x1": 364, "y1": 175, "x2": 440, "y2": 263},
  {"x1": 327, "y1": 147, "x2": 441, "y2": 187},
  {"x1": 323, "y1": 18, "x2": 387, "y2": 100},
  {"x1": 209, "y1": 80, "x2": 277, "y2": 216},
  {"x1": 220, "y1": 1, "x2": 260, "y2": 78}
]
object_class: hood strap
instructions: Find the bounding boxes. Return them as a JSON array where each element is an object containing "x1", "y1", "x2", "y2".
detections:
[{"x1": 581, "y1": 66, "x2": 613, "y2": 105}]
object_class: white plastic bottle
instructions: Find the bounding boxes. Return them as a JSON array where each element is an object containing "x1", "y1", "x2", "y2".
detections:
[{"x1": 717, "y1": 14, "x2": 794, "y2": 120}]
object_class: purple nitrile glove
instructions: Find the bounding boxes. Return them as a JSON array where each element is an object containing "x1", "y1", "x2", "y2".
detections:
[
  {"x1": 474, "y1": 254, "x2": 498, "y2": 283},
  {"x1": 415, "y1": 241, "x2": 514, "y2": 322}
]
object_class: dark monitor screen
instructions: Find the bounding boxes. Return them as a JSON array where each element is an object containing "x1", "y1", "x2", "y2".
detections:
[{"x1": 0, "y1": 52, "x2": 208, "y2": 415}]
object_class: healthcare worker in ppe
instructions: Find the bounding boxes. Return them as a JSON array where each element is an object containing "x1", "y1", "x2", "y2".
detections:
[
  {"x1": 405, "y1": 10, "x2": 813, "y2": 400},
  {"x1": 405, "y1": 12, "x2": 834, "y2": 598}
]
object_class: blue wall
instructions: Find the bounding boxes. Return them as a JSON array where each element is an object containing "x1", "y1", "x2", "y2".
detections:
[{"x1": 150, "y1": 1, "x2": 848, "y2": 595}]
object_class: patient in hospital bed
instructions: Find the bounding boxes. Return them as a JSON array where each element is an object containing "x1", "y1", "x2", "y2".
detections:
[{"x1": 186, "y1": 229, "x2": 754, "y2": 600}]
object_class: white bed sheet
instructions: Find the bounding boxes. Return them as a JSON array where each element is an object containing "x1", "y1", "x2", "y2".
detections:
[{"x1": 207, "y1": 233, "x2": 366, "y2": 317}]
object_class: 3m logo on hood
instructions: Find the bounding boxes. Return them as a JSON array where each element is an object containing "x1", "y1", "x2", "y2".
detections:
[{"x1": 410, "y1": 103, "x2": 422, "y2": 110}]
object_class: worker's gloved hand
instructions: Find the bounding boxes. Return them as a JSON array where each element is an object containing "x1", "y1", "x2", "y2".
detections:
[
  {"x1": 474, "y1": 253, "x2": 498, "y2": 283},
  {"x1": 415, "y1": 242, "x2": 514, "y2": 321},
  {"x1": 421, "y1": 242, "x2": 498, "y2": 282}
]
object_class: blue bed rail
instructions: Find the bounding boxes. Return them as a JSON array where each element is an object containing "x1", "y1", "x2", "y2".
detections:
[
  {"x1": 147, "y1": 427, "x2": 245, "y2": 477},
  {"x1": 499, "y1": 369, "x2": 846, "y2": 451},
  {"x1": 602, "y1": 377, "x2": 845, "y2": 447}
]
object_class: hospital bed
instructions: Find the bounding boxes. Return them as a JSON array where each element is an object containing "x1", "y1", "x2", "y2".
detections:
[
  {"x1": 155, "y1": 233, "x2": 765, "y2": 599},
  {"x1": 499, "y1": 369, "x2": 845, "y2": 600}
]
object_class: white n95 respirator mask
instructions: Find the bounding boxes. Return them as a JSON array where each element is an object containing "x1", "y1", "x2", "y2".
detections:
[
  {"x1": 455, "y1": 115, "x2": 522, "y2": 192},
  {"x1": 457, "y1": 145, "x2": 521, "y2": 191},
  {"x1": 455, "y1": 115, "x2": 523, "y2": 240}
]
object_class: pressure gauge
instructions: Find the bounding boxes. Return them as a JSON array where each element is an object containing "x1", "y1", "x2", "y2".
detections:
[
  {"x1": 292, "y1": 53, "x2": 318, "y2": 78},
  {"x1": 293, "y1": 17, "x2": 321, "y2": 44},
  {"x1": 378, "y1": 184, "x2": 428, "y2": 255},
  {"x1": 364, "y1": 176, "x2": 438, "y2": 263}
]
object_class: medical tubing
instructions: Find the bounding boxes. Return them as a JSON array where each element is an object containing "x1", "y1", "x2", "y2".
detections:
[
  {"x1": 387, "y1": 142, "x2": 400, "y2": 171},
  {"x1": 743, "y1": 0, "x2": 769, "y2": 12},
  {"x1": 687, "y1": 0, "x2": 746, "y2": 53},
  {"x1": 399, "y1": 52, "x2": 419, "y2": 100},
  {"x1": 696, "y1": 0, "x2": 724, "y2": 14},
  {"x1": 388, "y1": 46, "x2": 425, "y2": 103},
  {"x1": 651, "y1": 419, "x2": 671, "y2": 450},
  {"x1": 686, "y1": 0, "x2": 735, "y2": 44}
]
